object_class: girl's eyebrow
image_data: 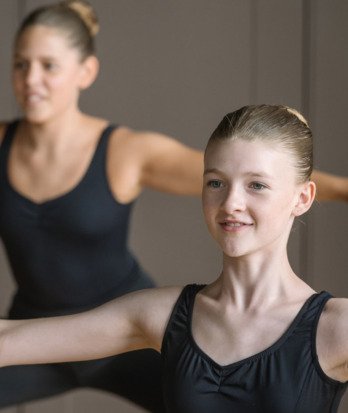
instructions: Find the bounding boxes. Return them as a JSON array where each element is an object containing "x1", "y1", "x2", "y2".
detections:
[
  {"x1": 204, "y1": 168, "x2": 273, "y2": 179},
  {"x1": 243, "y1": 171, "x2": 273, "y2": 179},
  {"x1": 203, "y1": 168, "x2": 221, "y2": 175}
]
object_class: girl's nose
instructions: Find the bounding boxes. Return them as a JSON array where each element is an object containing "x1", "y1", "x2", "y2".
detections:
[{"x1": 221, "y1": 186, "x2": 246, "y2": 213}]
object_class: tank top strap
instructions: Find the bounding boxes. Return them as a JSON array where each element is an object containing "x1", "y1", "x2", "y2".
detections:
[
  {"x1": 161, "y1": 284, "x2": 205, "y2": 354},
  {"x1": 172, "y1": 284, "x2": 205, "y2": 324},
  {"x1": 182, "y1": 283, "x2": 205, "y2": 316},
  {"x1": 89, "y1": 123, "x2": 118, "y2": 164},
  {"x1": 290, "y1": 290, "x2": 331, "y2": 326},
  {"x1": 72, "y1": 123, "x2": 118, "y2": 187},
  {"x1": 0, "y1": 120, "x2": 20, "y2": 160},
  {"x1": 288, "y1": 290, "x2": 331, "y2": 336},
  {"x1": 310, "y1": 290, "x2": 333, "y2": 322},
  {"x1": 310, "y1": 291, "x2": 333, "y2": 354}
]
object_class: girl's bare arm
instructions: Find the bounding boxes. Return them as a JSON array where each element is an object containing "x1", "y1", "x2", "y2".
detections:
[{"x1": 0, "y1": 287, "x2": 182, "y2": 368}]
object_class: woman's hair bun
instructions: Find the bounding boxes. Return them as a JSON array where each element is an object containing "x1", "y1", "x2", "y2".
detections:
[{"x1": 63, "y1": 0, "x2": 99, "y2": 36}]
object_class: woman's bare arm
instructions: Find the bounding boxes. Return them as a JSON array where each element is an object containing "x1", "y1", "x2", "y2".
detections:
[
  {"x1": 0, "y1": 287, "x2": 182, "y2": 368},
  {"x1": 120, "y1": 130, "x2": 203, "y2": 197},
  {"x1": 312, "y1": 170, "x2": 348, "y2": 202},
  {"x1": 121, "y1": 130, "x2": 347, "y2": 201}
]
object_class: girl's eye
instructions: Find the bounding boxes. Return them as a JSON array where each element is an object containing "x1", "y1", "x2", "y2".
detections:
[
  {"x1": 249, "y1": 182, "x2": 266, "y2": 191},
  {"x1": 207, "y1": 180, "x2": 223, "y2": 189}
]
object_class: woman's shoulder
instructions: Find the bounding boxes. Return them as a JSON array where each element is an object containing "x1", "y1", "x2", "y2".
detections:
[
  {"x1": 107, "y1": 125, "x2": 171, "y2": 167},
  {"x1": 109, "y1": 125, "x2": 176, "y2": 150}
]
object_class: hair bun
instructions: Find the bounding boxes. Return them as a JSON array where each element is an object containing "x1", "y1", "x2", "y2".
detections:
[
  {"x1": 63, "y1": 0, "x2": 99, "y2": 36},
  {"x1": 285, "y1": 107, "x2": 309, "y2": 127}
]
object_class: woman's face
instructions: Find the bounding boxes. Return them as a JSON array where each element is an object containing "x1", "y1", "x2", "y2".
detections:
[
  {"x1": 12, "y1": 25, "x2": 88, "y2": 123},
  {"x1": 202, "y1": 138, "x2": 312, "y2": 259}
]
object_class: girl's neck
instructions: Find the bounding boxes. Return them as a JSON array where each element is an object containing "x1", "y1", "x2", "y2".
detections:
[{"x1": 212, "y1": 248, "x2": 311, "y2": 312}]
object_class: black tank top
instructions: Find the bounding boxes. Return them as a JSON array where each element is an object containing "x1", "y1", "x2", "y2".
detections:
[
  {"x1": 161, "y1": 284, "x2": 347, "y2": 413},
  {"x1": 0, "y1": 121, "x2": 154, "y2": 318}
]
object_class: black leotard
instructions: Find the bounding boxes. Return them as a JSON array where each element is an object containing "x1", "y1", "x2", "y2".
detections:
[
  {"x1": 161, "y1": 284, "x2": 347, "y2": 413},
  {"x1": 0, "y1": 120, "x2": 154, "y2": 318},
  {"x1": 0, "y1": 121, "x2": 164, "y2": 412}
]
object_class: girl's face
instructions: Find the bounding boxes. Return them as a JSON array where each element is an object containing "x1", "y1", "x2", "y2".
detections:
[
  {"x1": 202, "y1": 139, "x2": 314, "y2": 259},
  {"x1": 12, "y1": 25, "x2": 92, "y2": 123}
]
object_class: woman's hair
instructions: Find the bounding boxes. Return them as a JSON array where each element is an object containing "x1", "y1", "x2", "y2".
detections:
[
  {"x1": 15, "y1": 0, "x2": 99, "y2": 60},
  {"x1": 207, "y1": 104, "x2": 313, "y2": 182}
]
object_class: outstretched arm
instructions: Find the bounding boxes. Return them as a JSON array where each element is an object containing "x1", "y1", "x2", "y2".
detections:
[
  {"x1": 135, "y1": 132, "x2": 348, "y2": 201},
  {"x1": 311, "y1": 170, "x2": 348, "y2": 202},
  {"x1": 138, "y1": 132, "x2": 203, "y2": 196},
  {"x1": 114, "y1": 129, "x2": 348, "y2": 202},
  {"x1": 0, "y1": 287, "x2": 181, "y2": 368}
]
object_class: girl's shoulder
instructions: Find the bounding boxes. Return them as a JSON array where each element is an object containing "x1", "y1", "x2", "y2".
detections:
[
  {"x1": 122, "y1": 285, "x2": 184, "y2": 351},
  {"x1": 319, "y1": 297, "x2": 348, "y2": 341},
  {"x1": 323, "y1": 296, "x2": 348, "y2": 320},
  {"x1": 317, "y1": 296, "x2": 348, "y2": 382},
  {"x1": 323, "y1": 296, "x2": 348, "y2": 329},
  {"x1": 132, "y1": 286, "x2": 184, "y2": 317}
]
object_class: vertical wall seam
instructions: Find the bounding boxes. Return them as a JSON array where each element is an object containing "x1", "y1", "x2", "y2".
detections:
[
  {"x1": 301, "y1": 0, "x2": 311, "y2": 119},
  {"x1": 299, "y1": 0, "x2": 312, "y2": 283},
  {"x1": 15, "y1": 0, "x2": 26, "y2": 407},
  {"x1": 249, "y1": 0, "x2": 258, "y2": 103}
]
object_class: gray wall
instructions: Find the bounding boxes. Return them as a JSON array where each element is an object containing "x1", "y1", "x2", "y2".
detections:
[{"x1": 0, "y1": 1, "x2": 347, "y2": 412}]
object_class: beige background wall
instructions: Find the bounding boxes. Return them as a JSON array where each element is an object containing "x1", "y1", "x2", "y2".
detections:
[{"x1": 0, "y1": 0, "x2": 347, "y2": 412}]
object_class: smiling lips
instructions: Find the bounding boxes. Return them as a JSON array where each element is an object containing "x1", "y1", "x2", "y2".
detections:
[{"x1": 220, "y1": 220, "x2": 253, "y2": 231}]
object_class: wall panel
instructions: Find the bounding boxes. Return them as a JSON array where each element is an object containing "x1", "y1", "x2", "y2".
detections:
[{"x1": 307, "y1": 1, "x2": 348, "y2": 411}]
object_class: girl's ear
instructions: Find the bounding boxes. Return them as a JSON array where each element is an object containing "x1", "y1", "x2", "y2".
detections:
[
  {"x1": 78, "y1": 55, "x2": 99, "y2": 90},
  {"x1": 292, "y1": 180, "x2": 316, "y2": 217}
]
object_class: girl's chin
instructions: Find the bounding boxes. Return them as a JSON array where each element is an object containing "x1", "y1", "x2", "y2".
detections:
[{"x1": 222, "y1": 249, "x2": 248, "y2": 259}]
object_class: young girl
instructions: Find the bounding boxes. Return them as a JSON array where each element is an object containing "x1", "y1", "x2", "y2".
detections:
[{"x1": 0, "y1": 104, "x2": 347, "y2": 412}]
